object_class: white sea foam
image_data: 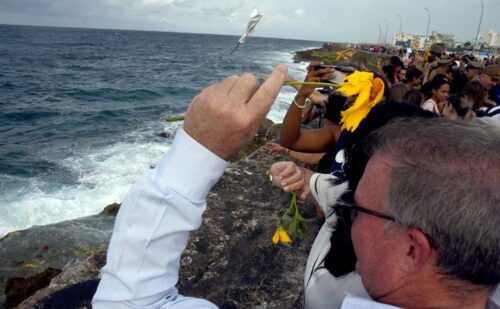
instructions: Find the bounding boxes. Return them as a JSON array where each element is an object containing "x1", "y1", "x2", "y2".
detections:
[
  {"x1": 262, "y1": 49, "x2": 311, "y2": 124},
  {"x1": 0, "y1": 135, "x2": 169, "y2": 237}
]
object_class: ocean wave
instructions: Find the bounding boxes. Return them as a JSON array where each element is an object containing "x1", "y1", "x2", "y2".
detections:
[
  {"x1": 0, "y1": 110, "x2": 61, "y2": 121},
  {"x1": 64, "y1": 87, "x2": 163, "y2": 102},
  {"x1": 60, "y1": 54, "x2": 107, "y2": 61},
  {"x1": 0, "y1": 81, "x2": 17, "y2": 89},
  {"x1": 67, "y1": 64, "x2": 105, "y2": 72},
  {"x1": 0, "y1": 137, "x2": 170, "y2": 238},
  {"x1": 56, "y1": 42, "x2": 100, "y2": 47}
]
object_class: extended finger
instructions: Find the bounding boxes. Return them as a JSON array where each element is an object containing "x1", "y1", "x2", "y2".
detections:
[
  {"x1": 319, "y1": 73, "x2": 336, "y2": 82},
  {"x1": 282, "y1": 169, "x2": 304, "y2": 187},
  {"x1": 283, "y1": 171, "x2": 306, "y2": 192},
  {"x1": 215, "y1": 75, "x2": 240, "y2": 99},
  {"x1": 307, "y1": 61, "x2": 322, "y2": 71},
  {"x1": 278, "y1": 163, "x2": 297, "y2": 180},
  {"x1": 270, "y1": 161, "x2": 288, "y2": 176},
  {"x1": 315, "y1": 68, "x2": 335, "y2": 75},
  {"x1": 283, "y1": 180, "x2": 305, "y2": 193},
  {"x1": 227, "y1": 73, "x2": 259, "y2": 104},
  {"x1": 247, "y1": 64, "x2": 287, "y2": 119}
]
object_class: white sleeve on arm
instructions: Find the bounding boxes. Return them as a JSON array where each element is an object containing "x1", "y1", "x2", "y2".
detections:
[
  {"x1": 309, "y1": 173, "x2": 347, "y2": 216},
  {"x1": 92, "y1": 128, "x2": 228, "y2": 309}
]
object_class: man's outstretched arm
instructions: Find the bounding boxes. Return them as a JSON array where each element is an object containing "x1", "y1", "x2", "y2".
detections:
[{"x1": 92, "y1": 64, "x2": 287, "y2": 308}]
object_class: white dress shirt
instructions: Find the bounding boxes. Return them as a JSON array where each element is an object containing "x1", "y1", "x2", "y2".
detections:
[{"x1": 92, "y1": 129, "x2": 226, "y2": 308}]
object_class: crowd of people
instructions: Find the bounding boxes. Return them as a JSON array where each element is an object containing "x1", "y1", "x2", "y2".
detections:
[
  {"x1": 90, "y1": 44, "x2": 499, "y2": 309},
  {"x1": 264, "y1": 46, "x2": 500, "y2": 307},
  {"x1": 375, "y1": 44, "x2": 500, "y2": 119}
]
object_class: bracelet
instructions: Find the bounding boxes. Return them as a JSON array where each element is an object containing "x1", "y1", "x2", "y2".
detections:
[
  {"x1": 266, "y1": 169, "x2": 273, "y2": 182},
  {"x1": 293, "y1": 98, "x2": 307, "y2": 109}
]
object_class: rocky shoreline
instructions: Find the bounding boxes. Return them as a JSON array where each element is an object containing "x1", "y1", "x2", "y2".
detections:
[
  {"x1": 293, "y1": 42, "x2": 390, "y2": 72},
  {"x1": 0, "y1": 119, "x2": 322, "y2": 308}
]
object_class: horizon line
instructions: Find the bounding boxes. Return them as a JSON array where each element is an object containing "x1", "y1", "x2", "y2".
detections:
[{"x1": 0, "y1": 22, "x2": 332, "y2": 44}]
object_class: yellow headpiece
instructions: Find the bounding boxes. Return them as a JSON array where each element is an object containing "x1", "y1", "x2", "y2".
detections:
[{"x1": 338, "y1": 71, "x2": 385, "y2": 132}]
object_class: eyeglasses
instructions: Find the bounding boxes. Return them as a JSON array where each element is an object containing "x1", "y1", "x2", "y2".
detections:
[
  {"x1": 332, "y1": 191, "x2": 397, "y2": 224},
  {"x1": 333, "y1": 191, "x2": 438, "y2": 249}
]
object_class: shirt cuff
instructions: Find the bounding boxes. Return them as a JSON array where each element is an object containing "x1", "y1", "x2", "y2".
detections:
[{"x1": 155, "y1": 128, "x2": 229, "y2": 202}]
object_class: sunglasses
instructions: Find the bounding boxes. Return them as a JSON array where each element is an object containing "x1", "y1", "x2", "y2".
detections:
[{"x1": 332, "y1": 190, "x2": 397, "y2": 224}]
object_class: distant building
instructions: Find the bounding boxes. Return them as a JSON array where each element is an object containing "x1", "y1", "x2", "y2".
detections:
[
  {"x1": 393, "y1": 31, "x2": 456, "y2": 50},
  {"x1": 392, "y1": 33, "x2": 428, "y2": 50},
  {"x1": 429, "y1": 32, "x2": 455, "y2": 49},
  {"x1": 485, "y1": 30, "x2": 500, "y2": 47},
  {"x1": 415, "y1": 36, "x2": 427, "y2": 50},
  {"x1": 392, "y1": 33, "x2": 413, "y2": 47}
]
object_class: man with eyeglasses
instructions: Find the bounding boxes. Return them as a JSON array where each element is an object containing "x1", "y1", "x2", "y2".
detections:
[
  {"x1": 282, "y1": 117, "x2": 500, "y2": 309},
  {"x1": 353, "y1": 120, "x2": 499, "y2": 308},
  {"x1": 93, "y1": 65, "x2": 500, "y2": 308}
]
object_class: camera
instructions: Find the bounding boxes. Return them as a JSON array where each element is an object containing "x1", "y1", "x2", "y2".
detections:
[
  {"x1": 315, "y1": 65, "x2": 337, "y2": 71},
  {"x1": 316, "y1": 65, "x2": 355, "y2": 74}
]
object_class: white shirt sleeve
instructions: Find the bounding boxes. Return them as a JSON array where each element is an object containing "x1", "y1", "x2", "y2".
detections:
[
  {"x1": 421, "y1": 99, "x2": 439, "y2": 114},
  {"x1": 92, "y1": 128, "x2": 228, "y2": 309},
  {"x1": 309, "y1": 173, "x2": 348, "y2": 217}
]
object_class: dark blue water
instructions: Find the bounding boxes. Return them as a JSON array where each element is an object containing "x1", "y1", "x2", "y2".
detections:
[{"x1": 0, "y1": 24, "x2": 321, "y2": 236}]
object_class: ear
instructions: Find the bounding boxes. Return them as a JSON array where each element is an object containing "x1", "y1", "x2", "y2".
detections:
[{"x1": 402, "y1": 229, "x2": 434, "y2": 273}]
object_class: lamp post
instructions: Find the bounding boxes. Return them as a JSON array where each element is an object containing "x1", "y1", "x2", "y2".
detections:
[
  {"x1": 397, "y1": 14, "x2": 402, "y2": 35},
  {"x1": 378, "y1": 23, "x2": 383, "y2": 44},
  {"x1": 384, "y1": 19, "x2": 388, "y2": 45},
  {"x1": 424, "y1": 7, "x2": 431, "y2": 47},
  {"x1": 475, "y1": 0, "x2": 484, "y2": 45},
  {"x1": 396, "y1": 14, "x2": 402, "y2": 46}
]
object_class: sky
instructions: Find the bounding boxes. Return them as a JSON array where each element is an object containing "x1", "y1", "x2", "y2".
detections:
[{"x1": 1, "y1": 0, "x2": 499, "y2": 43}]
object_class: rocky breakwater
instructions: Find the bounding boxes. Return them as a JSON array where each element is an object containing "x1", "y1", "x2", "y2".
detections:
[
  {"x1": 294, "y1": 42, "x2": 390, "y2": 72},
  {"x1": 0, "y1": 119, "x2": 323, "y2": 308}
]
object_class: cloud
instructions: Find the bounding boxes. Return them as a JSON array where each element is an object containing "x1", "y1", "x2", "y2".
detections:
[
  {"x1": 141, "y1": 0, "x2": 186, "y2": 7},
  {"x1": 226, "y1": 12, "x2": 240, "y2": 24},
  {"x1": 0, "y1": 0, "x2": 499, "y2": 42},
  {"x1": 295, "y1": 8, "x2": 305, "y2": 18}
]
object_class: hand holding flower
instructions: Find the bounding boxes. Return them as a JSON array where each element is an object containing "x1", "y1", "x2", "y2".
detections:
[{"x1": 269, "y1": 161, "x2": 310, "y2": 200}]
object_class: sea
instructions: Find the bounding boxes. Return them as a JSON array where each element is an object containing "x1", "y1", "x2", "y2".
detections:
[{"x1": 0, "y1": 24, "x2": 322, "y2": 237}]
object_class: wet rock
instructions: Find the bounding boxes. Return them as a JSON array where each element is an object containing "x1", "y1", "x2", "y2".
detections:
[
  {"x1": 156, "y1": 132, "x2": 173, "y2": 139},
  {"x1": 0, "y1": 215, "x2": 115, "y2": 306},
  {"x1": 17, "y1": 251, "x2": 106, "y2": 308},
  {"x1": 99, "y1": 202, "x2": 121, "y2": 216},
  {"x1": 5, "y1": 267, "x2": 61, "y2": 308}
]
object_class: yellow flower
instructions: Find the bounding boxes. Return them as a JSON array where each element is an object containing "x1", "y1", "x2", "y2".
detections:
[
  {"x1": 338, "y1": 71, "x2": 385, "y2": 132},
  {"x1": 335, "y1": 49, "x2": 357, "y2": 61},
  {"x1": 272, "y1": 225, "x2": 292, "y2": 244}
]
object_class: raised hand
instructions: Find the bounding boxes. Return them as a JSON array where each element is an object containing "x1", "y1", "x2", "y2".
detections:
[
  {"x1": 184, "y1": 64, "x2": 287, "y2": 160},
  {"x1": 297, "y1": 61, "x2": 335, "y2": 99}
]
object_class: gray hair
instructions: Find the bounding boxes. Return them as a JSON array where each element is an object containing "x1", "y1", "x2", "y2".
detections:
[{"x1": 367, "y1": 118, "x2": 500, "y2": 286}]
